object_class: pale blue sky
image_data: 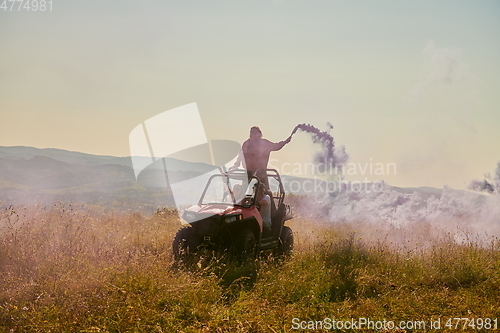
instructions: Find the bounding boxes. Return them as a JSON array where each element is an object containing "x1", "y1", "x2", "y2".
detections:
[{"x1": 1, "y1": 0, "x2": 499, "y2": 188}]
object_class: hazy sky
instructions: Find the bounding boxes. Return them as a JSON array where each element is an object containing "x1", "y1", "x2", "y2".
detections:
[{"x1": 1, "y1": 0, "x2": 499, "y2": 188}]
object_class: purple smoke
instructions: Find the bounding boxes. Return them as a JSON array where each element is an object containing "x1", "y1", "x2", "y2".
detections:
[{"x1": 293, "y1": 123, "x2": 349, "y2": 171}]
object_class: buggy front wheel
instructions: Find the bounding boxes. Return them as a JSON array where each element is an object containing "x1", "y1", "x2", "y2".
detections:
[
  {"x1": 233, "y1": 228, "x2": 256, "y2": 263},
  {"x1": 172, "y1": 226, "x2": 200, "y2": 267}
]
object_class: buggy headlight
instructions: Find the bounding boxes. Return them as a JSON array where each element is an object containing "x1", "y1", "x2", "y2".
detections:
[
  {"x1": 183, "y1": 211, "x2": 196, "y2": 222},
  {"x1": 224, "y1": 214, "x2": 242, "y2": 223}
]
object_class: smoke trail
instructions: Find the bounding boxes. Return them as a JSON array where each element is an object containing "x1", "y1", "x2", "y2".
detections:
[
  {"x1": 326, "y1": 184, "x2": 487, "y2": 224},
  {"x1": 291, "y1": 159, "x2": 500, "y2": 242},
  {"x1": 288, "y1": 123, "x2": 500, "y2": 241},
  {"x1": 313, "y1": 183, "x2": 500, "y2": 244},
  {"x1": 293, "y1": 123, "x2": 349, "y2": 172}
]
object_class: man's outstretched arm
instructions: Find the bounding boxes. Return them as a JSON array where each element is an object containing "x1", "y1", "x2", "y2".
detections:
[{"x1": 269, "y1": 134, "x2": 293, "y2": 152}]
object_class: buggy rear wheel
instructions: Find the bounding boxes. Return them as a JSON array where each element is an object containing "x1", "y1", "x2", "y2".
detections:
[{"x1": 277, "y1": 226, "x2": 293, "y2": 257}]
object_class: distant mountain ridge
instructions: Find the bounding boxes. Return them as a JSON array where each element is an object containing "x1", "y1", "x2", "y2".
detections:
[
  {"x1": 0, "y1": 146, "x2": 214, "y2": 173},
  {"x1": 0, "y1": 146, "x2": 205, "y2": 211},
  {"x1": 0, "y1": 146, "x2": 124, "y2": 166},
  {"x1": 0, "y1": 155, "x2": 135, "y2": 189},
  {"x1": 0, "y1": 146, "x2": 448, "y2": 212}
]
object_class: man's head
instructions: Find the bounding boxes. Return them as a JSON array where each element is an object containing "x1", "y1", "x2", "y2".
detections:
[{"x1": 250, "y1": 126, "x2": 263, "y2": 140}]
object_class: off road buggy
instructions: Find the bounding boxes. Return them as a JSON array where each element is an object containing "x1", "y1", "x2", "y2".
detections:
[{"x1": 172, "y1": 169, "x2": 293, "y2": 265}]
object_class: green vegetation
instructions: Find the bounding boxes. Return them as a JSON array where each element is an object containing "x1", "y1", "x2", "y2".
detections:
[{"x1": 1, "y1": 204, "x2": 499, "y2": 332}]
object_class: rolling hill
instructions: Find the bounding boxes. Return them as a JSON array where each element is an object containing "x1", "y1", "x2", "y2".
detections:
[{"x1": 0, "y1": 146, "x2": 448, "y2": 213}]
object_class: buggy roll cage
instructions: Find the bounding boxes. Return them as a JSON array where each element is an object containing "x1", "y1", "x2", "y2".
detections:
[{"x1": 197, "y1": 168, "x2": 286, "y2": 208}]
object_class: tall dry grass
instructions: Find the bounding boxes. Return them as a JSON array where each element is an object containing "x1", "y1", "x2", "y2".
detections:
[{"x1": 1, "y1": 203, "x2": 499, "y2": 332}]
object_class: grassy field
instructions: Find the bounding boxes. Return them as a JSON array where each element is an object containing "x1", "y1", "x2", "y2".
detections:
[{"x1": 1, "y1": 203, "x2": 499, "y2": 332}]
